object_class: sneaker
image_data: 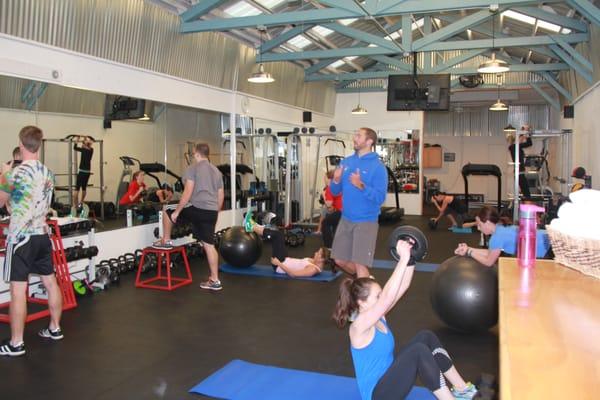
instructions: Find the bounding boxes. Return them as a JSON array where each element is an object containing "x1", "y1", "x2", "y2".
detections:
[
  {"x1": 152, "y1": 240, "x2": 173, "y2": 250},
  {"x1": 0, "y1": 340, "x2": 25, "y2": 357},
  {"x1": 243, "y1": 210, "x2": 256, "y2": 233},
  {"x1": 451, "y1": 382, "x2": 478, "y2": 400},
  {"x1": 199, "y1": 279, "x2": 223, "y2": 291},
  {"x1": 38, "y1": 326, "x2": 64, "y2": 341}
]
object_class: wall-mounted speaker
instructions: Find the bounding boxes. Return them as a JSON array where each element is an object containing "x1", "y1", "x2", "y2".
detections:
[
  {"x1": 303, "y1": 111, "x2": 312, "y2": 123},
  {"x1": 563, "y1": 105, "x2": 574, "y2": 119}
]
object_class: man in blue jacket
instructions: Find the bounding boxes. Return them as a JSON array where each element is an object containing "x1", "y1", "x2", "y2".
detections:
[{"x1": 330, "y1": 127, "x2": 387, "y2": 278}]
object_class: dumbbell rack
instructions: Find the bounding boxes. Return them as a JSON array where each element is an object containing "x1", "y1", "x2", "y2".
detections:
[{"x1": 0, "y1": 220, "x2": 77, "y2": 323}]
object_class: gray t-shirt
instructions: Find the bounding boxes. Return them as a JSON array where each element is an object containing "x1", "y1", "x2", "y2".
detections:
[{"x1": 183, "y1": 160, "x2": 223, "y2": 211}]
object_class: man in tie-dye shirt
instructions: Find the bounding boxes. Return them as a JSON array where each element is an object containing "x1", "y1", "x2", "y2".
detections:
[{"x1": 0, "y1": 126, "x2": 63, "y2": 357}]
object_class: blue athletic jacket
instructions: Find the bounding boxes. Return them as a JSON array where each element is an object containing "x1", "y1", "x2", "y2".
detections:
[{"x1": 329, "y1": 152, "x2": 387, "y2": 223}]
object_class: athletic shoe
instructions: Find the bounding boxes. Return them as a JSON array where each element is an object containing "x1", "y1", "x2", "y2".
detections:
[
  {"x1": 243, "y1": 210, "x2": 256, "y2": 233},
  {"x1": 0, "y1": 340, "x2": 25, "y2": 357},
  {"x1": 199, "y1": 279, "x2": 223, "y2": 291},
  {"x1": 451, "y1": 382, "x2": 478, "y2": 400},
  {"x1": 152, "y1": 240, "x2": 173, "y2": 250},
  {"x1": 38, "y1": 326, "x2": 64, "y2": 341}
]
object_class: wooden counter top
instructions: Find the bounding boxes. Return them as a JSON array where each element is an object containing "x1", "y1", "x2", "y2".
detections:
[{"x1": 498, "y1": 258, "x2": 600, "y2": 400}]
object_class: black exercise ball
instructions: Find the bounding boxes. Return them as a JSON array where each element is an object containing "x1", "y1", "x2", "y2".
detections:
[
  {"x1": 430, "y1": 256, "x2": 498, "y2": 332},
  {"x1": 218, "y1": 226, "x2": 262, "y2": 268}
]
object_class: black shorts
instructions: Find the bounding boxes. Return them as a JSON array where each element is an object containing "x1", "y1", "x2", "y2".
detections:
[
  {"x1": 166, "y1": 206, "x2": 218, "y2": 245},
  {"x1": 3, "y1": 234, "x2": 54, "y2": 282},
  {"x1": 76, "y1": 172, "x2": 91, "y2": 191}
]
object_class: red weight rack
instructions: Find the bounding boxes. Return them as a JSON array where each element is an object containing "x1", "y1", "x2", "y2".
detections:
[{"x1": 0, "y1": 219, "x2": 77, "y2": 323}]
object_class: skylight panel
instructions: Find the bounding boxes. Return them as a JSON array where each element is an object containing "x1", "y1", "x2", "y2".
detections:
[
  {"x1": 224, "y1": 2, "x2": 262, "y2": 17},
  {"x1": 255, "y1": 0, "x2": 286, "y2": 10},
  {"x1": 368, "y1": 43, "x2": 378, "y2": 47},
  {"x1": 537, "y1": 19, "x2": 562, "y2": 33},
  {"x1": 346, "y1": 56, "x2": 358, "y2": 61},
  {"x1": 411, "y1": 18, "x2": 424, "y2": 30},
  {"x1": 287, "y1": 35, "x2": 312, "y2": 49},
  {"x1": 329, "y1": 60, "x2": 345, "y2": 68},
  {"x1": 312, "y1": 26, "x2": 334, "y2": 37},
  {"x1": 502, "y1": 10, "x2": 536, "y2": 25},
  {"x1": 339, "y1": 18, "x2": 358, "y2": 26},
  {"x1": 384, "y1": 31, "x2": 401, "y2": 40},
  {"x1": 561, "y1": 28, "x2": 572, "y2": 34}
]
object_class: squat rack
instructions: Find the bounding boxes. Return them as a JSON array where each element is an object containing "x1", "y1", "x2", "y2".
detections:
[{"x1": 41, "y1": 137, "x2": 106, "y2": 219}]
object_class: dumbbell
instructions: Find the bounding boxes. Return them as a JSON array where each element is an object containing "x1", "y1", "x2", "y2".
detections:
[
  {"x1": 85, "y1": 246, "x2": 99, "y2": 258},
  {"x1": 388, "y1": 225, "x2": 428, "y2": 264},
  {"x1": 153, "y1": 227, "x2": 160, "y2": 239},
  {"x1": 285, "y1": 232, "x2": 300, "y2": 247},
  {"x1": 145, "y1": 253, "x2": 158, "y2": 271}
]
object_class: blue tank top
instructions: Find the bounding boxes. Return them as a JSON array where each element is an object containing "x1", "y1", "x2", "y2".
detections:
[{"x1": 350, "y1": 319, "x2": 395, "y2": 400}]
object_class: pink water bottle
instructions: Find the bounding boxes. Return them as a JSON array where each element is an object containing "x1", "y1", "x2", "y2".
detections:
[{"x1": 517, "y1": 204, "x2": 545, "y2": 268}]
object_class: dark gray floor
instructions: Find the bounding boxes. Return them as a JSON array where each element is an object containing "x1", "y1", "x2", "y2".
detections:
[{"x1": 0, "y1": 215, "x2": 497, "y2": 400}]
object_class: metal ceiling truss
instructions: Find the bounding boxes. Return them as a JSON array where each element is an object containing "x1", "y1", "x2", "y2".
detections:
[{"x1": 179, "y1": 0, "x2": 600, "y2": 101}]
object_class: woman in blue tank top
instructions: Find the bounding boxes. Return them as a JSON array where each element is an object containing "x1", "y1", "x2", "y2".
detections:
[{"x1": 333, "y1": 240, "x2": 478, "y2": 400}]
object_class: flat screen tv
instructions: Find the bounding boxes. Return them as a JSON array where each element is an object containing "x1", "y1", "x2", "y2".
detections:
[
  {"x1": 104, "y1": 95, "x2": 146, "y2": 121},
  {"x1": 387, "y1": 74, "x2": 450, "y2": 111}
]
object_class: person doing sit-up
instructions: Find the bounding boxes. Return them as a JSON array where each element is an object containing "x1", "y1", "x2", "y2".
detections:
[
  {"x1": 244, "y1": 210, "x2": 329, "y2": 277},
  {"x1": 333, "y1": 240, "x2": 478, "y2": 400}
]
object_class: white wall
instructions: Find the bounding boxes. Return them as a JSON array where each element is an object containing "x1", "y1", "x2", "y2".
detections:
[
  {"x1": 333, "y1": 92, "x2": 424, "y2": 215},
  {"x1": 561, "y1": 81, "x2": 600, "y2": 188},
  {"x1": 422, "y1": 136, "x2": 510, "y2": 203}
]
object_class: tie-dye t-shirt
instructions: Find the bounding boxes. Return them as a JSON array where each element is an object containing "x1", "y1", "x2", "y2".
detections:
[{"x1": 0, "y1": 160, "x2": 54, "y2": 243}]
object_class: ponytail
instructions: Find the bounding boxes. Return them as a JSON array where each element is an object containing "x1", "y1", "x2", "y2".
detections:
[{"x1": 332, "y1": 277, "x2": 375, "y2": 329}]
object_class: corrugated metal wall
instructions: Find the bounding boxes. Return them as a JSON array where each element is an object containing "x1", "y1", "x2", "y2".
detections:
[
  {"x1": 0, "y1": 0, "x2": 336, "y2": 114},
  {"x1": 424, "y1": 104, "x2": 550, "y2": 136}
]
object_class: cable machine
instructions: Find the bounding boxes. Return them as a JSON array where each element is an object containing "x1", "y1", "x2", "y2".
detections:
[
  {"x1": 510, "y1": 129, "x2": 572, "y2": 221},
  {"x1": 284, "y1": 130, "x2": 337, "y2": 227},
  {"x1": 41, "y1": 136, "x2": 105, "y2": 219}
]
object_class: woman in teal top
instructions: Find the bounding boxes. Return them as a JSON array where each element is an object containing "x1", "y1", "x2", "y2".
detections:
[
  {"x1": 455, "y1": 206, "x2": 551, "y2": 266},
  {"x1": 333, "y1": 241, "x2": 478, "y2": 400}
]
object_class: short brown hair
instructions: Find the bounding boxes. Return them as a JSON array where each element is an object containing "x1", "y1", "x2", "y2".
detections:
[
  {"x1": 194, "y1": 142, "x2": 210, "y2": 157},
  {"x1": 12, "y1": 146, "x2": 21, "y2": 159},
  {"x1": 19, "y1": 126, "x2": 43, "y2": 153},
  {"x1": 326, "y1": 170, "x2": 334, "y2": 179},
  {"x1": 360, "y1": 127, "x2": 377, "y2": 147}
]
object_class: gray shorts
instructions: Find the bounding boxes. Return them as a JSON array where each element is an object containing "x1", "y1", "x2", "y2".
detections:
[{"x1": 331, "y1": 217, "x2": 379, "y2": 267}]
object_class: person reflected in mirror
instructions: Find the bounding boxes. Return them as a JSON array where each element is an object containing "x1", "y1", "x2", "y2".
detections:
[{"x1": 73, "y1": 135, "x2": 94, "y2": 207}]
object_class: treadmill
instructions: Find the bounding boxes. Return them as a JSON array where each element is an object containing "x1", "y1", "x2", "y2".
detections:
[
  {"x1": 461, "y1": 163, "x2": 502, "y2": 210},
  {"x1": 379, "y1": 166, "x2": 405, "y2": 223}
]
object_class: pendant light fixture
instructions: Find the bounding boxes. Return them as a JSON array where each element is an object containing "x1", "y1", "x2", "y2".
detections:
[
  {"x1": 248, "y1": 27, "x2": 275, "y2": 84},
  {"x1": 351, "y1": 80, "x2": 368, "y2": 115},
  {"x1": 503, "y1": 124, "x2": 516, "y2": 132},
  {"x1": 489, "y1": 78, "x2": 508, "y2": 111},
  {"x1": 478, "y1": 12, "x2": 510, "y2": 74}
]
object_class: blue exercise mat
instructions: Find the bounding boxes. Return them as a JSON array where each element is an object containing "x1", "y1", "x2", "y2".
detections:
[
  {"x1": 451, "y1": 227, "x2": 474, "y2": 234},
  {"x1": 219, "y1": 264, "x2": 342, "y2": 282},
  {"x1": 371, "y1": 259, "x2": 439, "y2": 272},
  {"x1": 190, "y1": 359, "x2": 435, "y2": 400}
]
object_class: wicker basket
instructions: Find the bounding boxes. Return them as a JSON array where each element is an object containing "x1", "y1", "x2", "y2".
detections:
[{"x1": 546, "y1": 225, "x2": 600, "y2": 280}]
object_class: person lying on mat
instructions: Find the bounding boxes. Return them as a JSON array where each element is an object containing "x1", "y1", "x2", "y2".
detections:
[
  {"x1": 244, "y1": 210, "x2": 330, "y2": 277},
  {"x1": 454, "y1": 205, "x2": 551, "y2": 267},
  {"x1": 333, "y1": 240, "x2": 478, "y2": 400},
  {"x1": 430, "y1": 191, "x2": 475, "y2": 230}
]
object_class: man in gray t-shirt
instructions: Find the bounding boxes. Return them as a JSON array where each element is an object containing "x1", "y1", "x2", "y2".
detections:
[{"x1": 153, "y1": 143, "x2": 224, "y2": 291}]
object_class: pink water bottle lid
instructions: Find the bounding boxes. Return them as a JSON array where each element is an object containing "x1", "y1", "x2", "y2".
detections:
[{"x1": 519, "y1": 204, "x2": 545, "y2": 218}]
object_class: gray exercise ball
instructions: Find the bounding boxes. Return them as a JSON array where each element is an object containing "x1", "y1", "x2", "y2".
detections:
[
  {"x1": 430, "y1": 256, "x2": 498, "y2": 332},
  {"x1": 218, "y1": 226, "x2": 262, "y2": 268}
]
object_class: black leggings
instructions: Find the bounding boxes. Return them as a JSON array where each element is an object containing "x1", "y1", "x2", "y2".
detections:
[
  {"x1": 262, "y1": 228, "x2": 287, "y2": 264},
  {"x1": 322, "y1": 210, "x2": 341, "y2": 248},
  {"x1": 519, "y1": 172, "x2": 531, "y2": 198},
  {"x1": 372, "y1": 330, "x2": 453, "y2": 400}
]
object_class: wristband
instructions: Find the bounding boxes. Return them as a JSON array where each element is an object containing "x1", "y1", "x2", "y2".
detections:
[{"x1": 467, "y1": 248, "x2": 472, "y2": 258}]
